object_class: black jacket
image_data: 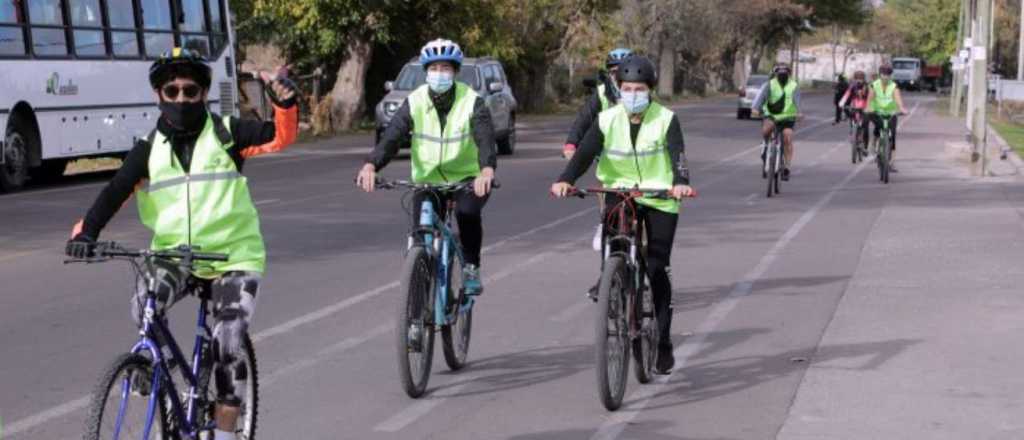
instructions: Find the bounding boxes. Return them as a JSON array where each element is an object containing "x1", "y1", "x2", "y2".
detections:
[{"x1": 565, "y1": 72, "x2": 619, "y2": 146}]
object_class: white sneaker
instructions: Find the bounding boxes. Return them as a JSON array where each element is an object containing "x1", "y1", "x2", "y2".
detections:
[
  {"x1": 213, "y1": 429, "x2": 237, "y2": 440},
  {"x1": 591, "y1": 224, "x2": 602, "y2": 252}
]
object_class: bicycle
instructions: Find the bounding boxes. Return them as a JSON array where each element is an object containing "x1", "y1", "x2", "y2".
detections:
[
  {"x1": 761, "y1": 116, "x2": 785, "y2": 197},
  {"x1": 874, "y1": 112, "x2": 901, "y2": 184},
  {"x1": 849, "y1": 109, "x2": 867, "y2": 164},
  {"x1": 567, "y1": 187, "x2": 693, "y2": 411},
  {"x1": 375, "y1": 178, "x2": 498, "y2": 398},
  {"x1": 70, "y1": 242, "x2": 258, "y2": 440}
]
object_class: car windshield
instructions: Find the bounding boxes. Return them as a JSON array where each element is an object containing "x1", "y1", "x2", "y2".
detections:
[
  {"x1": 394, "y1": 64, "x2": 481, "y2": 91},
  {"x1": 747, "y1": 76, "x2": 769, "y2": 87},
  {"x1": 893, "y1": 60, "x2": 918, "y2": 70}
]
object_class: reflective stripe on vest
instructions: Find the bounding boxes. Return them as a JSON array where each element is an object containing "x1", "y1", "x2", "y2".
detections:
[
  {"x1": 869, "y1": 79, "x2": 898, "y2": 114},
  {"x1": 408, "y1": 82, "x2": 481, "y2": 184},
  {"x1": 764, "y1": 78, "x2": 798, "y2": 120},
  {"x1": 137, "y1": 114, "x2": 265, "y2": 278},
  {"x1": 596, "y1": 101, "x2": 679, "y2": 214}
]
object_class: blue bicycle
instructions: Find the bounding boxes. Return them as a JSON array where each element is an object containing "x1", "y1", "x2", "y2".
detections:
[
  {"x1": 375, "y1": 179, "x2": 495, "y2": 398},
  {"x1": 71, "y1": 242, "x2": 258, "y2": 440}
]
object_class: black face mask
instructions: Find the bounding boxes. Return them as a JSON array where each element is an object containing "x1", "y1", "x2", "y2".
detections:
[
  {"x1": 777, "y1": 74, "x2": 790, "y2": 85},
  {"x1": 159, "y1": 101, "x2": 207, "y2": 132}
]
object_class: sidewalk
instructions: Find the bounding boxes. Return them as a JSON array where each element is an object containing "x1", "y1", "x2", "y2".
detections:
[{"x1": 777, "y1": 100, "x2": 1024, "y2": 439}]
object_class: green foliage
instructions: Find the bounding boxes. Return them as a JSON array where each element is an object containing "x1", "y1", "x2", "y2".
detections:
[{"x1": 881, "y1": 0, "x2": 960, "y2": 64}]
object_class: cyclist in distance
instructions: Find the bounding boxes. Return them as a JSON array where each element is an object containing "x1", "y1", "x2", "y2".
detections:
[
  {"x1": 752, "y1": 63, "x2": 802, "y2": 181},
  {"x1": 867, "y1": 63, "x2": 909, "y2": 172},
  {"x1": 838, "y1": 70, "x2": 871, "y2": 151},
  {"x1": 356, "y1": 38, "x2": 497, "y2": 296},
  {"x1": 65, "y1": 48, "x2": 298, "y2": 440},
  {"x1": 551, "y1": 55, "x2": 694, "y2": 374}
]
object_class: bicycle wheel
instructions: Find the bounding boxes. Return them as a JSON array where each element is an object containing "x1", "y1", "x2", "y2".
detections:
[
  {"x1": 595, "y1": 256, "x2": 630, "y2": 411},
  {"x1": 882, "y1": 136, "x2": 892, "y2": 184},
  {"x1": 632, "y1": 279, "x2": 658, "y2": 384},
  {"x1": 83, "y1": 353, "x2": 169, "y2": 440},
  {"x1": 766, "y1": 143, "x2": 777, "y2": 198},
  {"x1": 442, "y1": 254, "x2": 472, "y2": 371},
  {"x1": 188, "y1": 335, "x2": 259, "y2": 440},
  {"x1": 878, "y1": 132, "x2": 889, "y2": 182},
  {"x1": 397, "y1": 245, "x2": 436, "y2": 398}
]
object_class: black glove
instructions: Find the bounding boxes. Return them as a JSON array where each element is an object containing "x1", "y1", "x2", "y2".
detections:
[
  {"x1": 65, "y1": 233, "x2": 96, "y2": 259},
  {"x1": 266, "y1": 77, "x2": 299, "y2": 109}
]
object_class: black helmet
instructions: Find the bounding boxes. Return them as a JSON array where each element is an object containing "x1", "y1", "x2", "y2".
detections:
[
  {"x1": 879, "y1": 64, "x2": 893, "y2": 75},
  {"x1": 149, "y1": 48, "x2": 212, "y2": 90},
  {"x1": 617, "y1": 55, "x2": 657, "y2": 87}
]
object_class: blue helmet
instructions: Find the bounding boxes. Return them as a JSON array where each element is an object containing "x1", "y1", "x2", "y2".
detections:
[
  {"x1": 420, "y1": 38, "x2": 464, "y2": 68},
  {"x1": 606, "y1": 48, "x2": 633, "y2": 68}
]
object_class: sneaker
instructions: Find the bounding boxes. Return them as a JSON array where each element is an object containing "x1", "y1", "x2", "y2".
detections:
[
  {"x1": 463, "y1": 264, "x2": 483, "y2": 296},
  {"x1": 781, "y1": 168, "x2": 791, "y2": 181},
  {"x1": 655, "y1": 344, "x2": 675, "y2": 374},
  {"x1": 587, "y1": 283, "x2": 599, "y2": 303}
]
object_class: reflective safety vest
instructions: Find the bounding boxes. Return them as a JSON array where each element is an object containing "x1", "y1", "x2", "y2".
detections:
[
  {"x1": 136, "y1": 114, "x2": 265, "y2": 278},
  {"x1": 869, "y1": 79, "x2": 898, "y2": 115},
  {"x1": 408, "y1": 82, "x2": 481, "y2": 184},
  {"x1": 763, "y1": 78, "x2": 798, "y2": 121},
  {"x1": 597, "y1": 84, "x2": 611, "y2": 111},
  {"x1": 596, "y1": 101, "x2": 679, "y2": 214}
]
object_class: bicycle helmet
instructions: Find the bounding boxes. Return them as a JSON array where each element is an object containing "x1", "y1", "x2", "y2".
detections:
[
  {"x1": 605, "y1": 48, "x2": 633, "y2": 68},
  {"x1": 616, "y1": 55, "x2": 657, "y2": 87},
  {"x1": 149, "y1": 47, "x2": 211, "y2": 90},
  {"x1": 420, "y1": 38, "x2": 464, "y2": 69},
  {"x1": 853, "y1": 70, "x2": 866, "y2": 81},
  {"x1": 879, "y1": 64, "x2": 893, "y2": 75}
]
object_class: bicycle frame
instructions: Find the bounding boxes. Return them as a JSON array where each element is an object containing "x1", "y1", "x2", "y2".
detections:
[
  {"x1": 410, "y1": 197, "x2": 472, "y2": 329},
  {"x1": 601, "y1": 196, "x2": 648, "y2": 342},
  {"x1": 763, "y1": 118, "x2": 786, "y2": 175},
  {"x1": 121, "y1": 276, "x2": 213, "y2": 440}
]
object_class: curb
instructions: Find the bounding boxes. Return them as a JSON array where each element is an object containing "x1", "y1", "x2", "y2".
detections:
[{"x1": 986, "y1": 123, "x2": 1024, "y2": 175}]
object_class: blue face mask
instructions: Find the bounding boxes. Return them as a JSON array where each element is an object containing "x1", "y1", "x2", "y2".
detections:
[
  {"x1": 620, "y1": 91, "x2": 650, "y2": 114},
  {"x1": 426, "y1": 71, "x2": 454, "y2": 93}
]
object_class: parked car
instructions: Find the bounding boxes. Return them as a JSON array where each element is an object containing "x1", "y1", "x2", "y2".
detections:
[
  {"x1": 737, "y1": 74, "x2": 769, "y2": 119},
  {"x1": 374, "y1": 57, "x2": 518, "y2": 154}
]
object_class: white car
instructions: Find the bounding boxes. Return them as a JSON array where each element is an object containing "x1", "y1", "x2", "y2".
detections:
[{"x1": 737, "y1": 74, "x2": 770, "y2": 119}]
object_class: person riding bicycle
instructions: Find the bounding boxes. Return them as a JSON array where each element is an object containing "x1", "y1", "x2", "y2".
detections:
[
  {"x1": 833, "y1": 73, "x2": 849, "y2": 125},
  {"x1": 550, "y1": 55, "x2": 694, "y2": 375},
  {"x1": 356, "y1": 38, "x2": 497, "y2": 295},
  {"x1": 563, "y1": 47, "x2": 633, "y2": 160},
  {"x1": 64, "y1": 48, "x2": 298, "y2": 440},
  {"x1": 752, "y1": 63, "x2": 801, "y2": 181},
  {"x1": 838, "y1": 70, "x2": 871, "y2": 149},
  {"x1": 867, "y1": 63, "x2": 909, "y2": 172}
]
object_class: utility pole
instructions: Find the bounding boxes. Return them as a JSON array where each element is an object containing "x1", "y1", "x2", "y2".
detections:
[
  {"x1": 967, "y1": 0, "x2": 992, "y2": 173},
  {"x1": 952, "y1": 0, "x2": 968, "y2": 117},
  {"x1": 1018, "y1": 0, "x2": 1024, "y2": 80}
]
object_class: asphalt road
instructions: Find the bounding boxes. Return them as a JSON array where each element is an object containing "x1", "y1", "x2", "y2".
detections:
[{"x1": 2, "y1": 91, "x2": 1022, "y2": 440}]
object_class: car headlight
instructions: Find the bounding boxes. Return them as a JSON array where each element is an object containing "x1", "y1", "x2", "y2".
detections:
[{"x1": 384, "y1": 101, "x2": 399, "y2": 116}]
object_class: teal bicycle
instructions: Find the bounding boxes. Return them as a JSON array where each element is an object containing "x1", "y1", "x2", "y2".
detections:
[{"x1": 874, "y1": 112, "x2": 903, "y2": 184}]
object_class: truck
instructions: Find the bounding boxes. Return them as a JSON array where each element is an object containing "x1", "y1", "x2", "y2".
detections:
[{"x1": 891, "y1": 57, "x2": 923, "y2": 91}]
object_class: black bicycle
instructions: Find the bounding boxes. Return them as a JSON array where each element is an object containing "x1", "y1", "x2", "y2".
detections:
[
  {"x1": 567, "y1": 187, "x2": 692, "y2": 411},
  {"x1": 849, "y1": 109, "x2": 867, "y2": 164},
  {"x1": 762, "y1": 117, "x2": 784, "y2": 197},
  {"x1": 69, "y1": 242, "x2": 258, "y2": 440}
]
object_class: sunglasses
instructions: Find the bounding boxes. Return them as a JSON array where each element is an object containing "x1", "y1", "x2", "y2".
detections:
[{"x1": 162, "y1": 84, "x2": 202, "y2": 100}]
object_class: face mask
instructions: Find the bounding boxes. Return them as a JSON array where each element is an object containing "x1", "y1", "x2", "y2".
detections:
[
  {"x1": 426, "y1": 71, "x2": 454, "y2": 93},
  {"x1": 881, "y1": 74, "x2": 892, "y2": 82},
  {"x1": 620, "y1": 91, "x2": 650, "y2": 114},
  {"x1": 159, "y1": 101, "x2": 207, "y2": 131},
  {"x1": 777, "y1": 74, "x2": 790, "y2": 84}
]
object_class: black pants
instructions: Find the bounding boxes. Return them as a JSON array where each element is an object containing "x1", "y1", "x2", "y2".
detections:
[
  {"x1": 834, "y1": 98, "x2": 845, "y2": 123},
  {"x1": 411, "y1": 188, "x2": 490, "y2": 266},
  {"x1": 852, "y1": 109, "x2": 870, "y2": 146},
  {"x1": 871, "y1": 114, "x2": 898, "y2": 151},
  {"x1": 603, "y1": 195, "x2": 678, "y2": 348}
]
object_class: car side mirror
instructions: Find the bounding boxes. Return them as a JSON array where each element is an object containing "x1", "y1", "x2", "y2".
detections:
[
  {"x1": 384, "y1": 81, "x2": 394, "y2": 92},
  {"x1": 488, "y1": 82, "x2": 504, "y2": 93},
  {"x1": 582, "y1": 78, "x2": 597, "y2": 89}
]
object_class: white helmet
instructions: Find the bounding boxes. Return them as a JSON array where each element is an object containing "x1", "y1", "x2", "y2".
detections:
[{"x1": 419, "y1": 38, "x2": 464, "y2": 68}]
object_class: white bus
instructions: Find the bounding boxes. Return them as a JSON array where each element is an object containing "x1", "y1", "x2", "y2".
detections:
[{"x1": 0, "y1": 0, "x2": 239, "y2": 192}]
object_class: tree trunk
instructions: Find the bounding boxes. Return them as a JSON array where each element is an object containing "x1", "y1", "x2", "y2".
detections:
[
  {"x1": 658, "y1": 39, "x2": 675, "y2": 98},
  {"x1": 327, "y1": 38, "x2": 373, "y2": 133},
  {"x1": 734, "y1": 49, "x2": 750, "y2": 91},
  {"x1": 520, "y1": 62, "x2": 550, "y2": 112}
]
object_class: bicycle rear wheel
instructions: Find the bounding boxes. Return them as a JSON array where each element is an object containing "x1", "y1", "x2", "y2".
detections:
[
  {"x1": 83, "y1": 353, "x2": 169, "y2": 440},
  {"x1": 442, "y1": 255, "x2": 472, "y2": 371},
  {"x1": 595, "y1": 256, "x2": 630, "y2": 411},
  {"x1": 397, "y1": 246, "x2": 436, "y2": 398}
]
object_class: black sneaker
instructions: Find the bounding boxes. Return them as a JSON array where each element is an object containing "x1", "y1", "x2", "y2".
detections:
[
  {"x1": 586, "y1": 283, "x2": 599, "y2": 303},
  {"x1": 781, "y1": 168, "x2": 791, "y2": 181},
  {"x1": 655, "y1": 344, "x2": 674, "y2": 374}
]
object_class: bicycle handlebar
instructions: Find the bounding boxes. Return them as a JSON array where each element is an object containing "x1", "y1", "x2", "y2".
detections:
[
  {"x1": 373, "y1": 178, "x2": 502, "y2": 191},
  {"x1": 568, "y1": 187, "x2": 697, "y2": 200},
  {"x1": 65, "y1": 242, "x2": 229, "y2": 264}
]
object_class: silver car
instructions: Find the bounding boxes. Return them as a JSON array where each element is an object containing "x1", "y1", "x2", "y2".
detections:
[
  {"x1": 374, "y1": 57, "x2": 518, "y2": 154},
  {"x1": 737, "y1": 74, "x2": 770, "y2": 119}
]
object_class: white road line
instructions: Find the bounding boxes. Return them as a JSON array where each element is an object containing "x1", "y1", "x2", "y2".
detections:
[
  {"x1": 261, "y1": 324, "x2": 391, "y2": 387},
  {"x1": 550, "y1": 299, "x2": 591, "y2": 323},
  {"x1": 254, "y1": 198, "x2": 280, "y2": 206},
  {"x1": 3, "y1": 396, "x2": 91, "y2": 438},
  {"x1": 698, "y1": 117, "x2": 835, "y2": 174}
]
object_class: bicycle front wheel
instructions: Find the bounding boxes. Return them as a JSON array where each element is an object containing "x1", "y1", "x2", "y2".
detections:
[
  {"x1": 595, "y1": 256, "x2": 630, "y2": 411},
  {"x1": 766, "y1": 144, "x2": 778, "y2": 198},
  {"x1": 397, "y1": 246, "x2": 436, "y2": 398},
  {"x1": 442, "y1": 255, "x2": 472, "y2": 371},
  {"x1": 632, "y1": 281, "x2": 658, "y2": 385},
  {"x1": 83, "y1": 353, "x2": 169, "y2": 440}
]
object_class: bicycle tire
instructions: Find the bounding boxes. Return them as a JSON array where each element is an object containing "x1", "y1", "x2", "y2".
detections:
[
  {"x1": 882, "y1": 137, "x2": 892, "y2": 184},
  {"x1": 83, "y1": 353, "x2": 170, "y2": 440},
  {"x1": 632, "y1": 280, "x2": 658, "y2": 385},
  {"x1": 766, "y1": 143, "x2": 777, "y2": 198},
  {"x1": 878, "y1": 131, "x2": 889, "y2": 183},
  {"x1": 441, "y1": 254, "x2": 472, "y2": 371},
  {"x1": 397, "y1": 246, "x2": 436, "y2": 398},
  {"x1": 595, "y1": 256, "x2": 630, "y2": 411}
]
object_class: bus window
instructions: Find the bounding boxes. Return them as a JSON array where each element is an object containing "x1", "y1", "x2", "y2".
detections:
[
  {"x1": 29, "y1": 0, "x2": 67, "y2": 56},
  {"x1": 208, "y1": 0, "x2": 227, "y2": 54},
  {"x1": 0, "y1": 0, "x2": 26, "y2": 55},
  {"x1": 180, "y1": 0, "x2": 209, "y2": 56},
  {"x1": 70, "y1": 0, "x2": 105, "y2": 57},
  {"x1": 106, "y1": 0, "x2": 139, "y2": 58},
  {"x1": 139, "y1": 0, "x2": 173, "y2": 57}
]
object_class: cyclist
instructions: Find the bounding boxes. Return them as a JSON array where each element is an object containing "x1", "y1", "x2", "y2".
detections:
[
  {"x1": 550, "y1": 55, "x2": 694, "y2": 374},
  {"x1": 356, "y1": 38, "x2": 497, "y2": 295},
  {"x1": 563, "y1": 47, "x2": 633, "y2": 160},
  {"x1": 838, "y1": 70, "x2": 871, "y2": 152},
  {"x1": 64, "y1": 48, "x2": 298, "y2": 440},
  {"x1": 833, "y1": 73, "x2": 849, "y2": 125},
  {"x1": 867, "y1": 63, "x2": 909, "y2": 172},
  {"x1": 752, "y1": 63, "x2": 801, "y2": 181}
]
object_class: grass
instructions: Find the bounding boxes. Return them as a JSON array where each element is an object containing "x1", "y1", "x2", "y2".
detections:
[
  {"x1": 989, "y1": 119, "x2": 1024, "y2": 157},
  {"x1": 66, "y1": 157, "x2": 122, "y2": 175}
]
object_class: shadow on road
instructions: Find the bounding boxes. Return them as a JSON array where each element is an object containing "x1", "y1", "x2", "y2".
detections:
[{"x1": 427, "y1": 344, "x2": 591, "y2": 398}]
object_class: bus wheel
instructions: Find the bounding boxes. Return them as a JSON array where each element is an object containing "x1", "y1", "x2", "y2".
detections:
[{"x1": 1, "y1": 117, "x2": 30, "y2": 192}]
